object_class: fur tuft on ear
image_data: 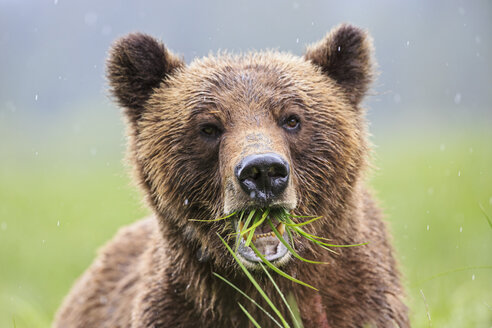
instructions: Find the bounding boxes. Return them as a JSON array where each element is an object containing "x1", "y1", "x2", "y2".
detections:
[
  {"x1": 106, "y1": 33, "x2": 184, "y2": 121},
  {"x1": 304, "y1": 24, "x2": 374, "y2": 105}
]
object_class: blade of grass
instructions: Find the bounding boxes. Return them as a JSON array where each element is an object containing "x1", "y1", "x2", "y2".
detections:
[
  {"x1": 259, "y1": 262, "x2": 301, "y2": 328},
  {"x1": 238, "y1": 303, "x2": 262, "y2": 328},
  {"x1": 268, "y1": 219, "x2": 329, "y2": 264},
  {"x1": 249, "y1": 243, "x2": 318, "y2": 291},
  {"x1": 217, "y1": 233, "x2": 291, "y2": 328},
  {"x1": 283, "y1": 216, "x2": 323, "y2": 228},
  {"x1": 292, "y1": 225, "x2": 368, "y2": 248},
  {"x1": 235, "y1": 210, "x2": 249, "y2": 251},
  {"x1": 241, "y1": 211, "x2": 267, "y2": 237},
  {"x1": 289, "y1": 226, "x2": 336, "y2": 253},
  {"x1": 243, "y1": 209, "x2": 261, "y2": 248},
  {"x1": 284, "y1": 217, "x2": 332, "y2": 242},
  {"x1": 245, "y1": 208, "x2": 270, "y2": 247},
  {"x1": 479, "y1": 203, "x2": 492, "y2": 229},
  {"x1": 286, "y1": 226, "x2": 296, "y2": 252},
  {"x1": 287, "y1": 227, "x2": 338, "y2": 254},
  {"x1": 237, "y1": 209, "x2": 256, "y2": 245},
  {"x1": 286, "y1": 292, "x2": 303, "y2": 328},
  {"x1": 213, "y1": 273, "x2": 283, "y2": 328},
  {"x1": 189, "y1": 211, "x2": 236, "y2": 222}
]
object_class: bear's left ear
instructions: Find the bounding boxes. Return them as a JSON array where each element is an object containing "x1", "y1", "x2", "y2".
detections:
[
  {"x1": 106, "y1": 33, "x2": 184, "y2": 122},
  {"x1": 304, "y1": 24, "x2": 374, "y2": 105}
]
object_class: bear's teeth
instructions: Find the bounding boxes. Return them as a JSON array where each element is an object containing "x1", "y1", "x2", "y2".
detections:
[
  {"x1": 242, "y1": 232, "x2": 255, "y2": 242},
  {"x1": 277, "y1": 223, "x2": 285, "y2": 236},
  {"x1": 238, "y1": 222, "x2": 285, "y2": 242},
  {"x1": 253, "y1": 232, "x2": 276, "y2": 239}
]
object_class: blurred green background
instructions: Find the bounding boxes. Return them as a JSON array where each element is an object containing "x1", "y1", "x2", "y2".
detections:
[{"x1": 1, "y1": 1, "x2": 491, "y2": 327}]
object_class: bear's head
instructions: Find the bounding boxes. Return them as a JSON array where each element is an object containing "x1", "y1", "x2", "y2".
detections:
[{"x1": 107, "y1": 24, "x2": 373, "y2": 271}]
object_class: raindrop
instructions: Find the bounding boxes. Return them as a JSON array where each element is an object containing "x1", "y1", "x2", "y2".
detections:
[
  {"x1": 296, "y1": 38, "x2": 299, "y2": 44},
  {"x1": 405, "y1": 41, "x2": 410, "y2": 48},
  {"x1": 35, "y1": 94, "x2": 38, "y2": 101},
  {"x1": 311, "y1": 22, "x2": 315, "y2": 26},
  {"x1": 184, "y1": 199, "x2": 189, "y2": 206},
  {"x1": 35, "y1": 151, "x2": 39, "y2": 156},
  {"x1": 440, "y1": 144, "x2": 446, "y2": 151},
  {"x1": 249, "y1": 191, "x2": 256, "y2": 199},
  {"x1": 90, "y1": 147, "x2": 97, "y2": 156},
  {"x1": 54, "y1": 0, "x2": 58, "y2": 4},
  {"x1": 1, "y1": 222, "x2": 7, "y2": 231},
  {"x1": 471, "y1": 274, "x2": 475, "y2": 281},
  {"x1": 427, "y1": 187, "x2": 434, "y2": 195},
  {"x1": 42, "y1": 239, "x2": 46, "y2": 244},
  {"x1": 337, "y1": 46, "x2": 341, "y2": 52},
  {"x1": 469, "y1": 148, "x2": 473, "y2": 153},
  {"x1": 57, "y1": 220, "x2": 60, "y2": 227},
  {"x1": 459, "y1": 226, "x2": 462, "y2": 233},
  {"x1": 426, "y1": 225, "x2": 430, "y2": 231},
  {"x1": 489, "y1": 197, "x2": 492, "y2": 205},
  {"x1": 454, "y1": 93, "x2": 461, "y2": 104},
  {"x1": 458, "y1": 170, "x2": 461, "y2": 177}
]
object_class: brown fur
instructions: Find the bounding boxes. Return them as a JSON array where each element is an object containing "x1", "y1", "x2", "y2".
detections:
[{"x1": 54, "y1": 24, "x2": 409, "y2": 328}]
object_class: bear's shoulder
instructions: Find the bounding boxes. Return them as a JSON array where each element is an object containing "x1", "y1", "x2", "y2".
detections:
[{"x1": 54, "y1": 217, "x2": 157, "y2": 328}]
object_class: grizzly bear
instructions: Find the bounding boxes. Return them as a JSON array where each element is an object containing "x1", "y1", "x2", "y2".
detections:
[{"x1": 54, "y1": 24, "x2": 409, "y2": 328}]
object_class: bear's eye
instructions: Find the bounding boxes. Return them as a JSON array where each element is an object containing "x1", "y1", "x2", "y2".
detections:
[
  {"x1": 200, "y1": 124, "x2": 222, "y2": 139},
  {"x1": 283, "y1": 115, "x2": 301, "y2": 131}
]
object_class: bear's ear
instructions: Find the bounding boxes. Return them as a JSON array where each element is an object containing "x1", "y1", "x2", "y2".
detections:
[
  {"x1": 106, "y1": 33, "x2": 184, "y2": 121},
  {"x1": 304, "y1": 24, "x2": 374, "y2": 105}
]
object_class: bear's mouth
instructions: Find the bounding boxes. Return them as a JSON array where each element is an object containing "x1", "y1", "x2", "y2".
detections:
[{"x1": 232, "y1": 208, "x2": 291, "y2": 267}]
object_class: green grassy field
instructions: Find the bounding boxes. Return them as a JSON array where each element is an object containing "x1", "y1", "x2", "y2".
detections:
[{"x1": 0, "y1": 125, "x2": 491, "y2": 327}]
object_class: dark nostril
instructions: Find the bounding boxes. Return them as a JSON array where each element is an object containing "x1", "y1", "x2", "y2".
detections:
[
  {"x1": 267, "y1": 163, "x2": 288, "y2": 178},
  {"x1": 235, "y1": 153, "x2": 290, "y2": 202},
  {"x1": 250, "y1": 166, "x2": 260, "y2": 180}
]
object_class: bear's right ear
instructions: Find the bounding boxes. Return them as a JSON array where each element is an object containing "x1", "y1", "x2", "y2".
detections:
[{"x1": 106, "y1": 33, "x2": 184, "y2": 122}]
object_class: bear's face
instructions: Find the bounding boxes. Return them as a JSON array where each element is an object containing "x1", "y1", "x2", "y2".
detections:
[{"x1": 107, "y1": 24, "x2": 373, "y2": 270}]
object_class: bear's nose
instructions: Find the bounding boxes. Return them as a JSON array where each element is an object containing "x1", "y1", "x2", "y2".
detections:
[{"x1": 235, "y1": 153, "x2": 289, "y2": 203}]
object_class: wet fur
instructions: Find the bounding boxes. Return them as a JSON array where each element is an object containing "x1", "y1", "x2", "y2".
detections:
[{"x1": 54, "y1": 24, "x2": 409, "y2": 328}]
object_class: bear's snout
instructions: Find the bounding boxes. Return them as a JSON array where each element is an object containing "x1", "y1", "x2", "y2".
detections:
[{"x1": 234, "y1": 153, "x2": 289, "y2": 203}]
